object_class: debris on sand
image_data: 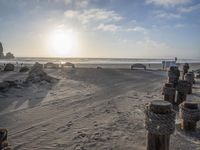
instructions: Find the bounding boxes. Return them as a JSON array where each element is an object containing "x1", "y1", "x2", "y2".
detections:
[
  {"x1": 4, "y1": 63, "x2": 14, "y2": 71},
  {"x1": 26, "y1": 62, "x2": 57, "y2": 83}
]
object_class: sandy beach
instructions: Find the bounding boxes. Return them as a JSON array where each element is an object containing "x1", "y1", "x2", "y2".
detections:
[{"x1": 0, "y1": 63, "x2": 199, "y2": 150}]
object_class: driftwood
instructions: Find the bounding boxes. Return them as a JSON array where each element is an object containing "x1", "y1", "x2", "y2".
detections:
[
  {"x1": 131, "y1": 63, "x2": 146, "y2": 70},
  {"x1": 44, "y1": 62, "x2": 59, "y2": 69}
]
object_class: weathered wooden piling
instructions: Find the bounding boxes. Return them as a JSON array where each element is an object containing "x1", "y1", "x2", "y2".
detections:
[
  {"x1": 189, "y1": 71, "x2": 195, "y2": 84},
  {"x1": 176, "y1": 80, "x2": 189, "y2": 105},
  {"x1": 168, "y1": 70, "x2": 176, "y2": 85},
  {"x1": 145, "y1": 100, "x2": 175, "y2": 150},
  {"x1": 163, "y1": 83, "x2": 176, "y2": 104},
  {"x1": 167, "y1": 66, "x2": 180, "y2": 88},
  {"x1": 179, "y1": 102, "x2": 200, "y2": 131},
  {"x1": 184, "y1": 73, "x2": 193, "y2": 94}
]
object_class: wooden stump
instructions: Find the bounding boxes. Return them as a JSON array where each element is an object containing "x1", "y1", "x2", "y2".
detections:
[
  {"x1": 180, "y1": 102, "x2": 199, "y2": 131},
  {"x1": 146, "y1": 100, "x2": 174, "y2": 150},
  {"x1": 176, "y1": 80, "x2": 188, "y2": 105},
  {"x1": 163, "y1": 83, "x2": 176, "y2": 104},
  {"x1": 168, "y1": 71, "x2": 176, "y2": 85}
]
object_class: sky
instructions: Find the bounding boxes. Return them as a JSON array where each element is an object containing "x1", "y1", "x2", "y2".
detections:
[{"x1": 0, "y1": 0, "x2": 200, "y2": 58}]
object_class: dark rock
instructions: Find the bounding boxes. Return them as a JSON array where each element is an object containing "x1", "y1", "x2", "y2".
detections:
[
  {"x1": 4, "y1": 63, "x2": 14, "y2": 71},
  {"x1": 44, "y1": 62, "x2": 59, "y2": 69},
  {"x1": 19, "y1": 66, "x2": 29, "y2": 72},
  {"x1": 97, "y1": 66, "x2": 102, "y2": 69}
]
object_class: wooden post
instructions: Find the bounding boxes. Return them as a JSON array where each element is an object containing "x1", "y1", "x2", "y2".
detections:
[
  {"x1": 146, "y1": 100, "x2": 175, "y2": 150},
  {"x1": 167, "y1": 67, "x2": 180, "y2": 88},
  {"x1": 168, "y1": 70, "x2": 176, "y2": 86},
  {"x1": 184, "y1": 73, "x2": 193, "y2": 94},
  {"x1": 176, "y1": 80, "x2": 189, "y2": 105},
  {"x1": 180, "y1": 102, "x2": 199, "y2": 131},
  {"x1": 163, "y1": 83, "x2": 176, "y2": 104}
]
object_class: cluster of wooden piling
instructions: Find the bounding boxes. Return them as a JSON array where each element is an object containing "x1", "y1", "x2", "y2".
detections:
[
  {"x1": 163, "y1": 66, "x2": 195, "y2": 106},
  {"x1": 145, "y1": 65, "x2": 200, "y2": 150}
]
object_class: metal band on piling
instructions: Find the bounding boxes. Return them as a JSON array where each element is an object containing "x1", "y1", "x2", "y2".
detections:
[
  {"x1": 145, "y1": 109, "x2": 176, "y2": 135},
  {"x1": 184, "y1": 73, "x2": 193, "y2": 94},
  {"x1": 176, "y1": 80, "x2": 189, "y2": 105},
  {"x1": 145, "y1": 100, "x2": 176, "y2": 150},
  {"x1": 179, "y1": 102, "x2": 200, "y2": 131},
  {"x1": 163, "y1": 83, "x2": 176, "y2": 104}
]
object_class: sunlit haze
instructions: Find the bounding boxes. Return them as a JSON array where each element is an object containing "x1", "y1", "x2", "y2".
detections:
[
  {"x1": 48, "y1": 29, "x2": 79, "y2": 57},
  {"x1": 0, "y1": 0, "x2": 199, "y2": 58}
]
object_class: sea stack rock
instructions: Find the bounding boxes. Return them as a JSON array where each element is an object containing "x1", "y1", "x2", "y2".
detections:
[
  {"x1": 5, "y1": 52, "x2": 14, "y2": 59},
  {"x1": 0, "y1": 42, "x2": 15, "y2": 59},
  {"x1": 0, "y1": 42, "x2": 4, "y2": 58}
]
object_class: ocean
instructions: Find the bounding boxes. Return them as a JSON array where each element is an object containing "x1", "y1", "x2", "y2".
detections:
[{"x1": 0, "y1": 57, "x2": 200, "y2": 65}]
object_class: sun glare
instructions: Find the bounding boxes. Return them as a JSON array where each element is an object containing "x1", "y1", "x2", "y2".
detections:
[{"x1": 48, "y1": 29, "x2": 78, "y2": 57}]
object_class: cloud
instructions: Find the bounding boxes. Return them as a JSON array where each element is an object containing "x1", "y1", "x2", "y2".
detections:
[
  {"x1": 64, "y1": 8, "x2": 123, "y2": 24},
  {"x1": 154, "y1": 11, "x2": 182, "y2": 19},
  {"x1": 178, "y1": 3, "x2": 200, "y2": 13},
  {"x1": 96, "y1": 23, "x2": 119, "y2": 32},
  {"x1": 146, "y1": 0, "x2": 191, "y2": 7},
  {"x1": 126, "y1": 27, "x2": 146, "y2": 32}
]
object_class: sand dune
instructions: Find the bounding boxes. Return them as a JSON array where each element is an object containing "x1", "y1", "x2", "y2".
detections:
[{"x1": 0, "y1": 68, "x2": 200, "y2": 150}]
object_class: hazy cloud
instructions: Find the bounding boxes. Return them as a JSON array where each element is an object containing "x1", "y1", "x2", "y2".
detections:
[
  {"x1": 178, "y1": 3, "x2": 200, "y2": 13},
  {"x1": 64, "y1": 8, "x2": 123, "y2": 24},
  {"x1": 154, "y1": 11, "x2": 182, "y2": 19},
  {"x1": 146, "y1": 0, "x2": 192, "y2": 6},
  {"x1": 96, "y1": 23, "x2": 119, "y2": 32},
  {"x1": 126, "y1": 27, "x2": 146, "y2": 32}
]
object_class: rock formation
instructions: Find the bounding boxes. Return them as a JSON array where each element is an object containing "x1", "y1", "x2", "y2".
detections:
[
  {"x1": 5, "y1": 52, "x2": 14, "y2": 59},
  {"x1": 0, "y1": 42, "x2": 4, "y2": 59},
  {"x1": 0, "y1": 42, "x2": 15, "y2": 59},
  {"x1": 26, "y1": 62, "x2": 56, "y2": 83}
]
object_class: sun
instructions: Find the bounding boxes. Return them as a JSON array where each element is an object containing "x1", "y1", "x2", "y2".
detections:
[{"x1": 48, "y1": 29, "x2": 78, "y2": 57}]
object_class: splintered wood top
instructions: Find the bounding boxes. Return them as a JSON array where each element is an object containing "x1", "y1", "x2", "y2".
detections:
[{"x1": 149, "y1": 100, "x2": 172, "y2": 114}]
